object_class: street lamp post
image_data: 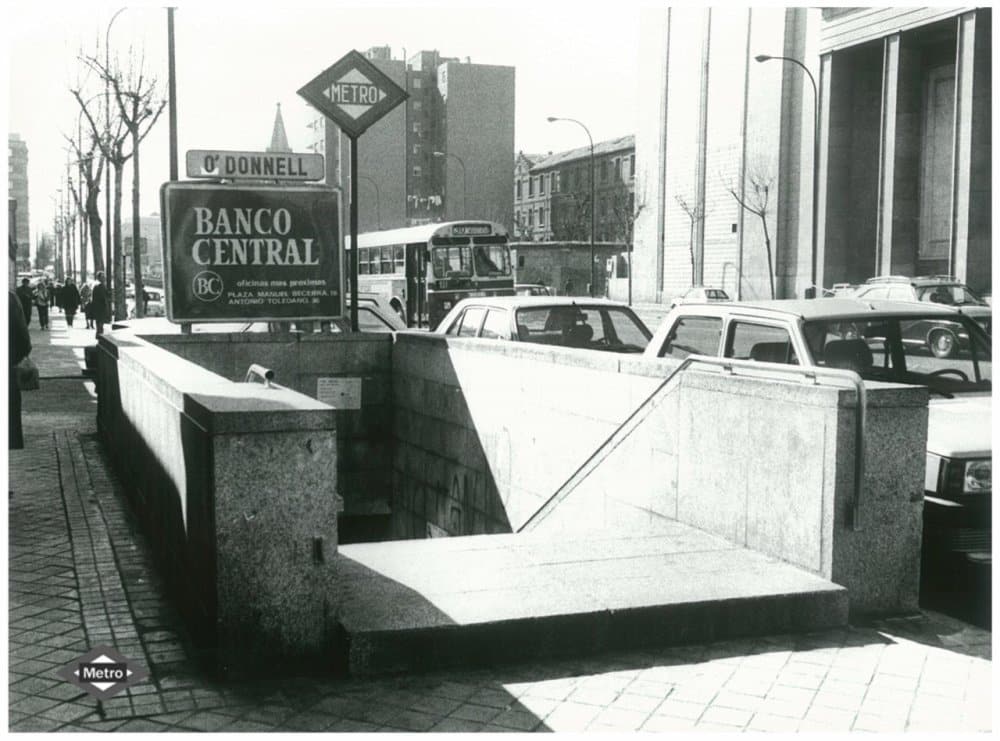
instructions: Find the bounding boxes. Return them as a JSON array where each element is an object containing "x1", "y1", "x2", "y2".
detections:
[
  {"x1": 360, "y1": 175, "x2": 381, "y2": 229},
  {"x1": 432, "y1": 151, "x2": 466, "y2": 220},
  {"x1": 755, "y1": 53, "x2": 819, "y2": 297},
  {"x1": 547, "y1": 116, "x2": 596, "y2": 297},
  {"x1": 105, "y1": 7, "x2": 126, "y2": 307}
]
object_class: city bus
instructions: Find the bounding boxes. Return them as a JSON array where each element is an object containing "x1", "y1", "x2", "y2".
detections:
[{"x1": 347, "y1": 220, "x2": 515, "y2": 329}]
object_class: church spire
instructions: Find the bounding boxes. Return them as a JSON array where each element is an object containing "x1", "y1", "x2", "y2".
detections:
[{"x1": 266, "y1": 103, "x2": 291, "y2": 153}]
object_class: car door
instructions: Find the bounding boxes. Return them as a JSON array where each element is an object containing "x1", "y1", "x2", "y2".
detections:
[{"x1": 654, "y1": 315, "x2": 724, "y2": 359}]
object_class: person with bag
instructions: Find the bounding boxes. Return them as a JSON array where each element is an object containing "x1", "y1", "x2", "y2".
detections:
[
  {"x1": 62, "y1": 278, "x2": 81, "y2": 328},
  {"x1": 33, "y1": 280, "x2": 50, "y2": 330},
  {"x1": 80, "y1": 281, "x2": 93, "y2": 329},
  {"x1": 9, "y1": 290, "x2": 32, "y2": 450}
]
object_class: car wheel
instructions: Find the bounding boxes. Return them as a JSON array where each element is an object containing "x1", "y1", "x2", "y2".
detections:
[{"x1": 928, "y1": 328, "x2": 956, "y2": 359}]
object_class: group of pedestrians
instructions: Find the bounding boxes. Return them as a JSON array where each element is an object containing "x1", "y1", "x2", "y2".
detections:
[{"x1": 14, "y1": 273, "x2": 110, "y2": 334}]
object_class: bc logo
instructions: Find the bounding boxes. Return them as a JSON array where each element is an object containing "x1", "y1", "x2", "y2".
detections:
[{"x1": 192, "y1": 270, "x2": 224, "y2": 302}]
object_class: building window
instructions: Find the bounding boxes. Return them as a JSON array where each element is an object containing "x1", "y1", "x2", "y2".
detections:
[
  {"x1": 613, "y1": 158, "x2": 620, "y2": 181},
  {"x1": 628, "y1": 154, "x2": 635, "y2": 178},
  {"x1": 528, "y1": 177, "x2": 534, "y2": 197},
  {"x1": 412, "y1": 122, "x2": 421, "y2": 134},
  {"x1": 539, "y1": 175, "x2": 545, "y2": 195},
  {"x1": 413, "y1": 166, "x2": 422, "y2": 178},
  {"x1": 528, "y1": 209, "x2": 534, "y2": 226},
  {"x1": 411, "y1": 77, "x2": 422, "y2": 88},
  {"x1": 413, "y1": 100, "x2": 422, "y2": 110},
  {"x1": 540, "y1": 208, "x2": 546, "y2": 226},
  {"x1": 601, "y1": 160, "x2": 609, "y2": 182},
  {"x1": 575, "y1": 168, "x2": 582, "y2": 189},
  {"x1": 515, "y1": 181, "x2": 522, "y2": 200},
  {"x1": 551, "y1": 172, "x2": 559, "y2": 193}
]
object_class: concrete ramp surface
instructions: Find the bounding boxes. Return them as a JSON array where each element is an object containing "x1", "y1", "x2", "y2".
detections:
[{"x1": 335, "y1": 521, "x2": 848, "y2": 675}]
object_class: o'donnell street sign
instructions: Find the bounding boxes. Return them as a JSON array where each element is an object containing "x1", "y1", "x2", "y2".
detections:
[
  {"x1": 297, "y1": 49, "x2": 408, "y2": 139},
  {"x1": 186, "y1": 150, "x2": 325, "y2": 181},
  {"x1": 160, "y1": 182, "x2": 341, "y2": 323}
]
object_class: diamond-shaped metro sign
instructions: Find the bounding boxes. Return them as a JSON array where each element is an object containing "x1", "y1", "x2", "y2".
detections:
[{"x1": 297, "y1": 50, "x2": 408, "y2": 139}]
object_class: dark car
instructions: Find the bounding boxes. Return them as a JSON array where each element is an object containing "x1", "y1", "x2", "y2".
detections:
[
  {"x1": 437, "y1": 296, "x2": 652, "y2": 353},
  {"x1": 854, "y1": 275, "x2": 992, "y2": 344}
]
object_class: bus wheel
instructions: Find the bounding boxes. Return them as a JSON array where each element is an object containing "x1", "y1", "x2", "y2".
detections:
[{"x1": 391, "y1": 300, "x2": 406, "y2": 323}]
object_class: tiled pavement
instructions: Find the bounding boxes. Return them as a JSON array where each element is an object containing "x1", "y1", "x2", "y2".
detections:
[{"x1": 7, "y1": 310, "x2": 994, "y2": 732}]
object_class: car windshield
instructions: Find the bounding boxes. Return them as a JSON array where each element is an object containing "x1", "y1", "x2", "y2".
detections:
[
  {"x1": 915, "y1": 284, "x2": 986, "y2": 307},
  {"x1": 515, "y1": 305, "x2": 651, "y2": 353},
  {"x1": 802, "y1": 314, "x2": 991, "y2": 396}
]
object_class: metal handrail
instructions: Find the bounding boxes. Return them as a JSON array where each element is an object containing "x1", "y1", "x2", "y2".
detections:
[{"x1": 244, "y1": 364, "x2": 275, "y2": 388}]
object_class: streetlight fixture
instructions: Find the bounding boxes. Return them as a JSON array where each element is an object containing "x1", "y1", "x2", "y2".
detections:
[
  {"x1": 547, "y1": 116, "x2": 596, "y2": 297},
  {"x1": 360, "y1": 175, "x2": 382, "y2": 229},
  {"x1": 432, "y1": 151, "x2": 466, "y2": 220},
  {"x1": 755, "y1": 53, "x2": 819, "y2": 297}
]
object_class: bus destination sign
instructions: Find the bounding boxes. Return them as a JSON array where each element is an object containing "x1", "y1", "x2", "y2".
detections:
[
  {"x1": 185, "y1": 150, "x2": 325, "y2": 181},
  {"x1": 451, "y1": 224, "x2": 493, "y2": 237},
  {"x1": 160, "y1": 182, "x2": 342, "y2": 323}
]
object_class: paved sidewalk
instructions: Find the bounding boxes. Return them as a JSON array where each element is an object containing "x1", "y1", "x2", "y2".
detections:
[{"x1": 7, "y1": 309, "x2": 993, "y2": 732}]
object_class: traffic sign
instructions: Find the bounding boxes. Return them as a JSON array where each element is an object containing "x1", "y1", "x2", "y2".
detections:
[
  {"x1": 185, "y1": 150, "x2": 325, "y2": 181},
  {"x1": 297, "y1": 50, "x2": 408, "y2": 139}
]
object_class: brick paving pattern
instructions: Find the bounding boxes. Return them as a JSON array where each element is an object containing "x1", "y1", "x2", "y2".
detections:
[{"x1": 7, "y1": 310, "x2": 993, "y2": 732}]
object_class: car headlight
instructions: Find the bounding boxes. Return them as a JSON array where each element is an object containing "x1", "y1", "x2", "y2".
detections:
[
  {"x1": 964, "y1": 459, "x2": 992, "y2": 494},
  {"x1": 938, "y1": 457, "x2": 992, "y2": 495}
]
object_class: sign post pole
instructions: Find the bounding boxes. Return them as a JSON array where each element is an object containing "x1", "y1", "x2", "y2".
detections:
[
  {"x1": 297, "y1": 50, "x2": 408, "y2": 333},
  {"x1": 350, "y1": 137, "x2": 359, "y2": 332}
]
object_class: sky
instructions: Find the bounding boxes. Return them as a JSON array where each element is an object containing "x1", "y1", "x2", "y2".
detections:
[{"x1": 6, "y1": 0, "x2": 648, "y2": 250}]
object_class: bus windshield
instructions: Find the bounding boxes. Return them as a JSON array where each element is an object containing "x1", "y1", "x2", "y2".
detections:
[
  {"x1": 473, "y1": 244, "x2": 512, "y2": 277},
  {"x1": 432, "y1": 246, "x2": 473, "y2": 278}
]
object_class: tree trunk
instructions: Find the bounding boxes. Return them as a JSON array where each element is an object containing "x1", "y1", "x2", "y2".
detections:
[
  {"x1": 86, "y1": 187, "x2": 104, "y2": 274},
  {"x1": 113, "y1": 161, "x2": 126, "y2": 320},
  {"x1": 131, "y1": 132, "x2": 144, "y2": 318},
  {"x1": 760, "y1": 213, "x2": 775, "y2": 299}
]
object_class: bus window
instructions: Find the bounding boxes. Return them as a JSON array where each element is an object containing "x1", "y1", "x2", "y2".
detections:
[
  {"x1": 473, "y1": 244, "x2": 511, "y2": 277},
  {"x1": 381, "y1": 246, "x2": 394, "y2": 274},
  {"x1": 359, "y1": 247, "x2": 370, "y2": 275},
  {"x1": 433, "y1": 246, "x2": 472, "y2": 278},
  {"x1": 393, "y1": 245, "x2": 405, "y2": 274}
]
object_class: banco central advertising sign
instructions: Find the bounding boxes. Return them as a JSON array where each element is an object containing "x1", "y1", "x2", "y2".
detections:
[{"x1": 161, "y1": 183, "x2": 341, "y2": 322}]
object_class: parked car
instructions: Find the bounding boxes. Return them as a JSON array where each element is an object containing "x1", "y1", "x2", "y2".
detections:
[
  {"x1": 669, "y1": 286, "x2": 730, "y2": 308},
  {"x1": 853, "y1": 275, "x2": 991, "y2": 337},
  {"x1": 437, "y1": 296, "x2": 652, "y2": 353},
  {"x1": 515, "y1": 283, "x2": 552, "y2": 297},
  {"x1": 644, "y1": 298, "x2": 992, "y2": 580}
]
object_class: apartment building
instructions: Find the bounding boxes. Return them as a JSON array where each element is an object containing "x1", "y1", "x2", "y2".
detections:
[{"x1": 513, "y1": 135, "x2": 636, "y2": 244}]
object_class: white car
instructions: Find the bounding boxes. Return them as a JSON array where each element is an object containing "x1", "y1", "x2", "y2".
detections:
[
  {"x1": 669, "y1": 286, "x2": 730, "y2": 308},
  {"x1": 645, "y1": 298, "x2": 992, "y2": 568}
]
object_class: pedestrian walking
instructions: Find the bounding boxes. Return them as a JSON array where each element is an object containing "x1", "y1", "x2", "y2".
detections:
[
  {"x1": 33, "y1": 280, "x2": 50, "y2": 330},
  {"x1": 62, "y1": 278, "x2": 81, "y2": 327},
  {"x1": 54, "y1": 280, "x2": 64, "y2": 312},
  {"x1": 80, "y1": 281, "x2": 93, "y2": 329},
  {"x1": 15, "y1": 277, "x2": 33, "y2": 327},
  {"x1": 47, "y1": 278, "x2": 56, "y2": 309},
  {"x1": 9, "y1": 290, "x2": 32, "y2": 450},
  {"x1": 90, "y1": 272, "x2": 111, "y2": 336}
]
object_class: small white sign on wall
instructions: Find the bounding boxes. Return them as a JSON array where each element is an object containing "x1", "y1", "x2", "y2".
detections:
[{"x1": 316, "y1": 377, "x2": 362, "y2": 409}]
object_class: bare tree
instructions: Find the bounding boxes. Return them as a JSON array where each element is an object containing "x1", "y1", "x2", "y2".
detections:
[
  {"x1": 674, "y1": 193, "x2": 706, "y2": 287},
  {"x1": 550, "y1": 192, "x2": 591, "y2": 242},
  {"x1": 63, "y1": 123, "x2": 106, "y2": 279},
  {"x1": 80, "y1": 48, "x2": 165, "y2": 319},
  {"x1": 726, "y1": 160, "x2": 776, "y2": 299}
]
